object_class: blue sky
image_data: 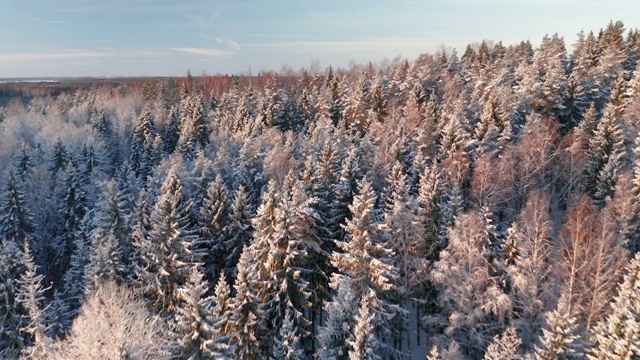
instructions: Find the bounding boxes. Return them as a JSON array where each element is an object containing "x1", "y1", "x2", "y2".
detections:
[{"x1": 1, "y1": 0, "x2": 640, "y2": 78}]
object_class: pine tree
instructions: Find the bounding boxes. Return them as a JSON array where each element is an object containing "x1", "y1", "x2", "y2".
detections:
[
  {"x1": 535, "y1": 294, "x2": 583, "y2": 360},
  {"x1": 0, "y1": 170, "x2": 34, "y2": 247},
  {"x1": 586, "y1": 105, "x2": 626, "y2": 207},
  {"x1": 138, "y1": 165, "x2": 198, "y2": 315},
  {"x1": 347, "y1": 290, "x2": 381, "y2": 360},
  {"x1": 55, "y1": 162, "x2": 87, "y2": 284},
  {"x1": 483, "y1": 326, "x2": 522, "y2": 360},
  {"x1": 130, "y1": 108, "x2": 156, "y2": 180},
  {"x1": 224, "y1": 185, "x2": 254, "y2": 282},
  {"x1": 270, "y1": 307, "x2": 305, "y2": 360},
  {"x1": 317, "y1": 279, "x2": 359, "y2": 360},
  {"x1": 199, "y1": 174, "x2": 230, "y2": 284},
  {"x1": 0, "y1": 238, "x2": 26, "y2": 358},
  {"x1": 93, "y1": 179, "x2": 132, "y2": 270},
  {"x1": 15, "y1": 243, "x2": 52, "y2": 359},
  {"x1": 587, "y1": 253, "x2": 640, "y2": 359},
  {"x1": 174, "y1": 266, "x2": 217, "y2": 360},
  {"x1": 84, "y1": 229, "x2": 126, "y2": 290},
  {"x1": 210, "y1": 273, "x2": 232, "y2": 357},
  {"x1": 228, "y1": 247, "x2": 263, "y2": 360}
]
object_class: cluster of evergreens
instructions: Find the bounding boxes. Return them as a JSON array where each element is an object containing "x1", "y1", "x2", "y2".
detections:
[{"x1": 1, "y1": 20, "x2": 640, "y2": 359}]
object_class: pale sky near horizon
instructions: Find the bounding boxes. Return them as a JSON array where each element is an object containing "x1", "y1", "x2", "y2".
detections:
[{"x1": 1, "y1": 0, "x2": 640, "y2": 78}]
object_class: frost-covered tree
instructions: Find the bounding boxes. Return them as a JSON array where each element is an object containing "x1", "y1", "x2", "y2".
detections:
[
  {"x1": 51, "y1": 282, "x2": 171, "y2": 360},
  {"x1": 228, "y1": 247, "x2": 263, "y2": 360},
  {"x1": 210, "y1": 273, "x2": 232, "y2": 357},
  {"x1": 55, "y1": 162, "x2": 87, "y2": 283},
  {"x1": 431, "y1": 210, "x2": 512, "y2": 359},
  {"x1": 137, "y1": 165, "x2": 198, "y2": 315},
  {"x1": 347, "y1": 290, "x2": 381, "y2": 360},
  {"x1": 224, "y1": 185, "x2": 254, "y2": 282},
  {"x1": 504, "y1": 190, "x2": 554, "y2": 346},
  {"x1": 317, "y1": 278, "x2": 359, "y2": 360},
  {"x1": 174, "y1": 266, "x2": 217, "y2": 360},
  {"x1": 0, "y1": 170, "x2": 34, "y2": 246},
  {"x1": 0, "y1": 238, "x2": 26, "y2": 358},
  {"x1": 535, "y1": 294, "x2": 583, "y2": 360},
  {"x1": 199, "y1": 174, "x2": 230, "y2": 284},
  {"x1": 15, "y1": 243, "x2": 52, "y2": 359},
  {"x1": 84, "y1": 229, "x2": 126, "y2": 290},
  {"x1": 270, "y1": 307, "x2": 305, "y2": 360},
  {"x1": 483, "y1": 326, "x2": 522, "y2": 360},
  {"x1": 587, "y1": 253, "x2": 640, "y2": 359}
]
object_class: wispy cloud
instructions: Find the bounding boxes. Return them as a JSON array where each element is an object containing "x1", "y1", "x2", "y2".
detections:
[
  {"x1": 170, "y1": 48, "x2": 234, "y2": 57},
  {"x1": 245, "y1": 40, "x2": 441, "y2": 53},
  {"x1": 0, "y1": 49, "x2": 172, "y2": 62},
  {"x1": 216, "y1": 37, "x2": 241, "y2": 52}
]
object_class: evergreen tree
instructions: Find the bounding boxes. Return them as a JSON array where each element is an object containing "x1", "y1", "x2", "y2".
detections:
[
  {"x1": 0, "y1": 169, "x2": 34, "y2": 245},
  {"x1": 199, "y1": 174, "x2": 230, "y2": 284},
  {"x1": 84, "y1": 229, "x2": 126, "y2": 290},
  {"x1": 483, "y1": 326, "x2": 522, "y2": 360},
  {"x1": 55, "y1": 162, "x2": 87, "y2": 284},
  {"x1": 130, "y1": 108, "x2": 156, "y2": 180},
  {"x1": 586, "y1": 105, "x2": 626, "y2": 207},
  {"x1": 210, "y1": 273, "x2": 232, "y2": 357},
  {"x1": 0, "y1": 238, "x2": 26, "y2": 358},
  {"x1": 270, "y1": 307, "x2": 305, "y2": 360},
  {"x1": 138, "y1": 165, "x2": 198, "y2": 315},
  {"x1": 228, "y1": 247, "x2": 263, "y2": 360},
  {"x1": 535, "y1": 294, "x2": 583, "y2": 360},
  {"x1": 15, "y1": 243, "x2": 52, "y2": 359},
  {"x1": 174, "y1": 266, "x2": 217, "y2": 360},
  {"x1": 588, "y1": 253, "x2": 640, "y2": 359},
  {"x1": 224, "y1": 185, "x2": 254, "y2": 282},
  {"x1": 317, "y1": 279, "x2": 359, "y2": 360}
]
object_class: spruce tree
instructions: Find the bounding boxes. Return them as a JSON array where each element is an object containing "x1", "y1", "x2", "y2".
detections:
[
  {"x1": 15, "y1": 243, "x2": 52, "y2": 359},
  {"x1": 588, "y1": 253, "x2": 640, "y2": 359},
  {"x1": 138, "y1": 165, "x2": 198, "y2": 315},
  {"x1": 174, "y1": 266, "x2": 217, "y2": 360},
  {"x1": 0, "y1": 169, "x2": 34, "y2": 246}
]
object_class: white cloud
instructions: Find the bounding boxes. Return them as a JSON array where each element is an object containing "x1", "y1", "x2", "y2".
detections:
[
  {"x1": 216, "y1": 37, "x2": 241, "y2": 52},
  {"x1": 170, "y1": 47, "x2": 234, "y2": 57}
]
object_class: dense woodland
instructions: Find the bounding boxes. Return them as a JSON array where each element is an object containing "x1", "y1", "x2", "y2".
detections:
[{"x1": 1, "y1": 20, "x2": 640, "y2": 359}]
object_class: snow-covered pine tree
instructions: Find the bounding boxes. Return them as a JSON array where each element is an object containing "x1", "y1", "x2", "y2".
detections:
[
  {"x1": 0, "y1": 169, "x2": 34, "y2": 246},
  {"x1": 317, "y1": 278, "x2": 359, "y2": 360},
  {"x1": 331, "y1": 177, "x2": 402, "y2": 359},
  {"x1": 223, "y1": 185, "x2": 254, "y2": 282},
  {"x1": 130, "y1": 108, "x2": 156, "y2": 180},
  {"x1": 15, "y1": 243, "x2": 52, "y2": 359},
  {"x1": 535, "y1": 293, "x2": 583, "y2": 360},
  {"x1": 586, "y1": 105, "x2": 626, "y2": 207},
  {"x1": 199, "y1": 174, "x2": 230, "y2": 284},
  {"x1": 138, "y1": 164, "x2": 198, "y2": 315},
  {"x1": 55, "y1": 162, "x2": 87, "y2": 285},
  {"x1": 210, "y1": 272, "x2": 232, "y2": 357},
  {"x1": 483, "y1": 326, "x2": 522, "y2": 360},
  {"x1": 174, "y1": 266, "x2": 217, "y2": 360},
  {"x1": 84, "y1": 229, "x2": 126, "y2": 290},
  {"x1": 93, "y1": 179, "x2": 132, "y2": 270},
  {"x1": 228, "y1": 246, "x2": 263, "y2": 360},
  {"x1": 587, "y1": 253, "x2": 640, "y2": 359},
  {"x1": 0, "y1": 238, "x2": 26, "y2": 358},
  {"x1": 270, "y1": 307, "x2": 305, "y2": 360},
  {"x1": 347, "y1": 290, "x2": 381, "y2": 360}
]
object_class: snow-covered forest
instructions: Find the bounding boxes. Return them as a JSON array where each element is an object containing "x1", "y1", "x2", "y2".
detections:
[{"x1": 2, "y1": 20, "x2": 640, "y2": 359}]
